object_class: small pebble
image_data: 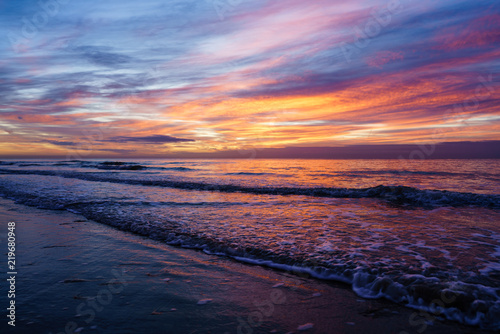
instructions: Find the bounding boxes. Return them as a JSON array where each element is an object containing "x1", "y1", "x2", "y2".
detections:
[
  {"x1": 272, "y1": 283, "x2": 284, "y2": 288},
  {"x1": 197, "y1": 299, "x2": 213, "y2": 305},
  {"x1": 297, "y1": 323, "x2": 314, "y2": 331}
]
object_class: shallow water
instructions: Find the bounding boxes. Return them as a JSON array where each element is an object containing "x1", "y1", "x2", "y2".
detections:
[
  {"x1": 2, "y1": 197, "x2": 484, "y2": 334},
  {"x1": 0, "y1": 159, "x2": 499, "y2": 329}
]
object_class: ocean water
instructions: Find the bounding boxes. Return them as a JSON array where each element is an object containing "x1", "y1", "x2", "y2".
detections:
[{"x1": 0, "y1": 159, "x2": 499, "y2": 329}]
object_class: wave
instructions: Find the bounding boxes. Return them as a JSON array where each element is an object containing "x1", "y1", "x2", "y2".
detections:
[
  {"x1": 56, "y1": 205, "x2": 500, "y2": 331},
  {"x1": 0, "y1": 168, "x2": 498, "y2": 208},
  {"x1": 0, "y1": 184, "x2": 498, "y2": 330},
  {"x1": 74, "y1": 161, "x2": 148, "y2": 170},
  {"x1": 45, "y1": 161, "x2": 195, "y2": 171},
  {"x1": 96, "y1": 165, "x2": 147, "y2": 170},
  {"x1": 158, "y1": 166, "x2": 196, "y2": 171},
  {"x1": 310, "y1": 170, "x2": 494, "y2": 177}
]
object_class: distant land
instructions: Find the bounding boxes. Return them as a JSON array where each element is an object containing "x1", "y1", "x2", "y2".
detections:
[{"x1": 3, "y1": 141, "x2": 499, "y2": 159}]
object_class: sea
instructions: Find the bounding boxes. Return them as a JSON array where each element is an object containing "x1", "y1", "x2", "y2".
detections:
[{"x1": 0, "y1": 159, "x2": 499, "y2": 330}]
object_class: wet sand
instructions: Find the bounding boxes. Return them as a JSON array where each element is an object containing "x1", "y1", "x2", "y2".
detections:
[{"x1": 0, "y1": 198, "x2": 491, "y2": 334}]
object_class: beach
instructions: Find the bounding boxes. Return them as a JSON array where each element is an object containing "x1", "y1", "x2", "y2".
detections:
[
  {"x1": 2, "y1": 0, "x2": 499, "y2": 331},
  {"x1": 0, "y1": 197, "x2": 492, "y2": 334}
]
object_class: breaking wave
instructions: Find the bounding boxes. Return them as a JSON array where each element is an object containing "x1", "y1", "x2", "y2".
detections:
[{"x1": 0, "y1": 168, "x2": 498, "y2": 208}]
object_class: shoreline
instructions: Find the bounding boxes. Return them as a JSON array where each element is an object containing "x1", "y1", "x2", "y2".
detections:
[{"x1": 0, "y1": 197, "x2": 492, "y2": 334}]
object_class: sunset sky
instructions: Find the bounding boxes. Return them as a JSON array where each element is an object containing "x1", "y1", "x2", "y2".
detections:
[{"x1": 0, "y1": 0, "x2": 499, "y2": 158}]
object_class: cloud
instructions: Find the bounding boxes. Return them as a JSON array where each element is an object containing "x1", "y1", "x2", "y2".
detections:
[
  {"x1": 75, "y1": 46, "x2": 133, "y2": 67},
  {"x1": 45, "y1": 140, "x2": 78, "y2": 146},
  {"x1": 96, "y1": 148, "x2": 137, "y2": 154},
  {"x1": 106, "y1": 135, "x2": 195, "y2": 143},
  {"x1": 0, "y1": 0, "x2": 498, "y2": 157}
]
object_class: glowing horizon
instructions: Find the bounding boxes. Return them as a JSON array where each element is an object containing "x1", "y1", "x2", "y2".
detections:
[{"x1": 0, "y1": 0, "x2": 499, "y2": 158}]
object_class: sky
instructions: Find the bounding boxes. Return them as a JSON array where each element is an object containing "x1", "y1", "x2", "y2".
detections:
[{"x1": 0, "y1": 0, "x2": 499, "y2": 158}]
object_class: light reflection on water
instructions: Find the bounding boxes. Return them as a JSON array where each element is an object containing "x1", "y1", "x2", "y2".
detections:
[
  {"x1": 0, "y1": 159, "x2": 499, "y2": 328},
  {"x1": 2, "y1": 158, "x2": 499, "y2": 193}
]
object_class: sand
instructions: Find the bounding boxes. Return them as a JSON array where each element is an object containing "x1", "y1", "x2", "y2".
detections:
[{"x1": 0, "y1": 198, "x2": 490, "y2": 334}]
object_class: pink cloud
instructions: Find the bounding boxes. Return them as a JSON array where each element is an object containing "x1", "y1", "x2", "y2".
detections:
[{"x1": 366, "y1": 51, "x2": 404, "y2": 68}]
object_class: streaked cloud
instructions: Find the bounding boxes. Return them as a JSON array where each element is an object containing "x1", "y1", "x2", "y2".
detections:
[
  {"x1": 106, "y1": 135, "x2": 195, "y2": 143},
  {"x1": 0, "y1": 0, "x2": 498, "y2": 157}
]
